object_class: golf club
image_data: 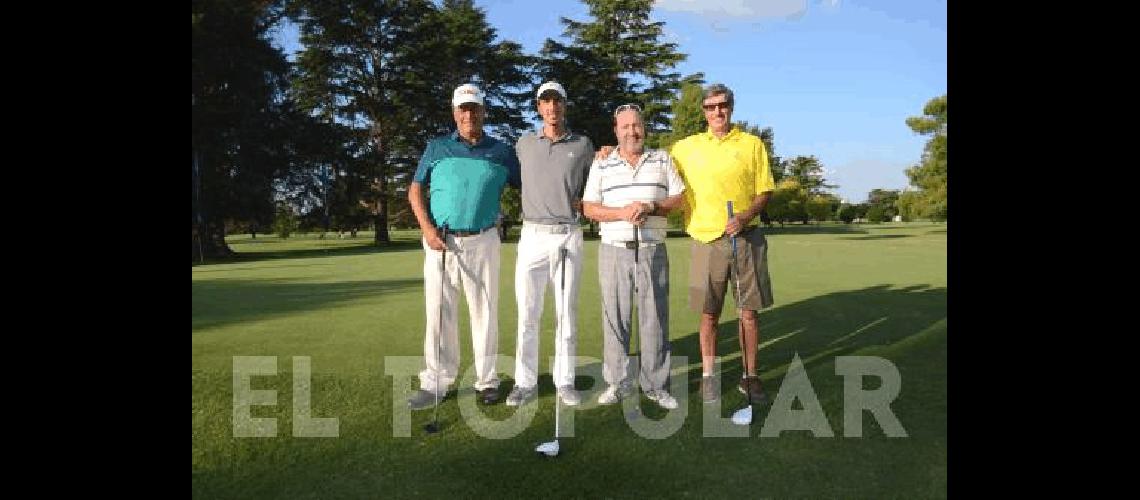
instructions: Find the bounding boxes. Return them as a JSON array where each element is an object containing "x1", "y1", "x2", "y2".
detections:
[
  {"x1": 536, "y1": 246, "x2": 569, "y2": 457},
  {"x1": 727, "y1": 202, "x2": 754, "y2": 426},
  {"x1": 425, "y1": 224, "x2": 448, "y2": 434},
  {"x1": 626, "y1": 217, "x2": 641, "y2": 421},
  {"x1": 633, "y1": 217, "x2": 640, "y2": 294}
]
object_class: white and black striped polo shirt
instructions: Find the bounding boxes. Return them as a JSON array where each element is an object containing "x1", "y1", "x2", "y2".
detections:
[{"x1": 582, "y1": 148, "x2": 685, "y2": 245}]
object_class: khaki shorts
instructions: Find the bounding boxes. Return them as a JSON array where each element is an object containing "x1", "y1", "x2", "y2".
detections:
[{"x1": 689, "y1": 226, "x2": 774, "y2": 314}]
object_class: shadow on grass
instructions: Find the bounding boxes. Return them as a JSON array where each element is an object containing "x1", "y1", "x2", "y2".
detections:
[
  {"x1": 753, "y1": 225, "x2": 868, "y2": 236},
  {"x1": 859, "y1": 225, "x2": 910, "y2": 230},
  {"x1": 192, "y1": 262, "x2": 347, "y2": 273},
  {"x1": 838, "y1": 234, "x2": 913, "y2": 240},
  {"x1": 193, "y1": 239, "x2": 423, "y2": 268},
  {"x1": 660, "y1": 225, "x2": 871, "y2": 238},
  {"x1": 668, "y1": 284, "x2": 946, "y2": 402},
  {"x1": 192, "y1": 277, "x2": 422, "y2": 331},
  {"x1": 191, "y1": 282, "x2": 947, "y2": 499},
  {"x1": 501, "y1": 223, "x2": 871, "y2": 243}
]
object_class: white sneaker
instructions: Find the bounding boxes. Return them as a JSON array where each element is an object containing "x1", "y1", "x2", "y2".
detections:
[
  {"x1": 597, "y1": 385, "x2": 621, "y2": 405},
  {"x1": 646, "y1": 390, "x2": 678, "y2": 410},
  {"x1": 557, "y1": 386, "x2": 581, "y2": 406},
  {"x1": 505, "y1": 385, "x2": 536, "y2": 407}
]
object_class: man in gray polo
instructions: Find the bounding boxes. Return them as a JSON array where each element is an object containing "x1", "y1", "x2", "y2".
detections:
[
  {"x1": 582, "y1": 103, "x2": 685, "y2": 410},
  {"x1": 506, "y1": 81, "x2": 595, "y2": 407}
]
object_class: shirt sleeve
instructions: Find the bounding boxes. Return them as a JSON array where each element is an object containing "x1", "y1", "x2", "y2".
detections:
[
  {"x1": 663, "y1": 153, "x2": 686, "y2": 197},
  {"x1": 581, "y1": 158, "x2": 603, "y2": 203},
  {"x1": 668, "y1": 141, "x2": 686, "y2": 179},
  {"x1": 575, "y1": 136, "x2": 596, "y2": 200},
  {"x1": 413, "y1": 140, "x2": 436, "y2": 185},
  {"x1": 753, "y1": 138, "x2": 775, "y2": 194},
  {"x1": 504, "y1": 144, "x2": 521, "y2": 189},
  {"x1": 670, "y1": 141, "x2": 696, "y2": 221}
]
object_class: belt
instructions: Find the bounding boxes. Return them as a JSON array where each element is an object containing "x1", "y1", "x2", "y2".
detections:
[
  {"x1": 449, "y1": 226, "x2": 494, "y2": 237},
  {"x1": 610, "y1": 240, "x2": 660, "y2": 249},
  {"x1": 524, "y1": 221, "x2": 576, "y2": 234}
]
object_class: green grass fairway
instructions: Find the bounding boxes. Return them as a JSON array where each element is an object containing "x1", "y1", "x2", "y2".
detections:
[{"x1": 193, "y1": 223, "x2": 947, "y2": 498}]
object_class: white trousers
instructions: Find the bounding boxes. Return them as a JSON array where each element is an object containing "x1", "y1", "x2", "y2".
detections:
[
  {"x1": 513, "y1": 223, "x2": 583, "y2": 388},
  {"x1": 419, "y1": 229, "x2": 500, "y2": 393}
]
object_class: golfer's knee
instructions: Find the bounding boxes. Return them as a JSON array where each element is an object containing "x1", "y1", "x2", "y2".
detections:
[{"x1": 740, "y1": 309, "x2": 758, "y2": 324}]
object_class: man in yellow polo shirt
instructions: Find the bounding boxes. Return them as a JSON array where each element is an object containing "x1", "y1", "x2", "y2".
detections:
[{"x1": 670, "y1": 83, "x2": 776, "y2": 405}]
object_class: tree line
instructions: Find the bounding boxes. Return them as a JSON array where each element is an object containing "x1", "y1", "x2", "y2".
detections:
[{"x1": 192, "y1": 0, "x2": 945, "y2": 259}]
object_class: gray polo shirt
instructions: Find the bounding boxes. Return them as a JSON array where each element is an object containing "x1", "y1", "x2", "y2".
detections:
[{"x1": 515, "y1": 129, "x2": 595, "y2": 225}]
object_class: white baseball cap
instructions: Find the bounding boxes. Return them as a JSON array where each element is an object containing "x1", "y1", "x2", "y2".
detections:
[
  {"x1": 452, "y1": 83, "x2": 484, "y2": 107},
  {"x1": 536, "y1": 81, "x2": 567, "y2": 100}
]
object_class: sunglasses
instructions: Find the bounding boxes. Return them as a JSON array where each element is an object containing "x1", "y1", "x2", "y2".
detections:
[
  {"x1": 702, "y1": 102, "x2": 731, "y2": 112},
  {"x1": 613, "y1": 103, "x2": 642, "y2": 118}
]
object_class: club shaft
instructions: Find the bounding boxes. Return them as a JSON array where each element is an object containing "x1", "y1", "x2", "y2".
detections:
[
  {"x1": 432, "y1": 225, "x2": 448, "y2": 427},
  {"x1": 727, "y1": 202, "x2": 752, "y2": 407},
  {"x1": 557, "y1": 247, "x2": 567, "y2": 440}
]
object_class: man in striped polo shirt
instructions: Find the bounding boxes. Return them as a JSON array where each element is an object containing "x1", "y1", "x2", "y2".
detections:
[
  {"x1": 406, "y1": 83, "x2": 521, "y2": 409},
  {"x1": 582, "y1": 104, "x2": 686, "y2": 410}
]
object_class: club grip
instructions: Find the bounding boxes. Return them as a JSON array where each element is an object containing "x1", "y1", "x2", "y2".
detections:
[
  {"x1": 633, "y1": 223, "x2": 639, "y2": 263},
  {"x1": 726, "y1": 201, "x2": 737, "y2": 254}
]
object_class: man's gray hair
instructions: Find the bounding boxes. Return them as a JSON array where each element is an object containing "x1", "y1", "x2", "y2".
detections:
[
  {"x1": 612, "y1": 103, "x2": 643, "y2": 122},
  {"x1": 703, "y1": 83, "x2": 734, "y2": 107}
]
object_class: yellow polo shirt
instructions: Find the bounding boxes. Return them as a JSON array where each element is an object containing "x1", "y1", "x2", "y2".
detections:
[{"x1": 669, "y1": 127, "x2": 775, "y2": 243}]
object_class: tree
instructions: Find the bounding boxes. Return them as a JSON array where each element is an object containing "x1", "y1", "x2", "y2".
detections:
[
  {"x1": 806, "y1": 193, "x2": 840, "y2": 224},
  {"x1": 895, "y1": 189, "x2": 921, "y2": 222},
  {"x1": 656, "y1": 81, "x2": 704, "y2": 149},
  {"x1": 836, "y1": 203, "x2": 858, "y2": 224},
  {"x1": 903, "y1": 95, "x2": 947, "y2": 220},
  {"x1": 656, "y1": 82, "x2": 697, "y2": 148},
  {"x1": 271, "y1": 116, "x2": 356, "y2": 235},
  {"x1": 783, "y1": 155, "x2": 836, "y2": 195},
  {"x1": 865, "y1": 188, "x2": 900, "y2": 222},
  {"x1": 865, "y1": 205, "x2": 887, "y2": 224},
  {"x1": 288, "y1": 0, "x2": 530, "y2": 245},
  {"x1": 273, "y1": 201, "x2": 298, "y2": 238},
  {"x1": 193, "y1": 0, "x2": 311, "y2": 260},
  {"x1": 735, "y1": 121, "x2": 782, "y2": 185},
  {"x1": 766, "y1": 178, "x2": 807, "y2": 225},
  {"x1": 499, "y1": 185, "x2": 522, "y2": 238},
  {"x1": 537, "y1": 0, "x2": 697, "y2": 148}
]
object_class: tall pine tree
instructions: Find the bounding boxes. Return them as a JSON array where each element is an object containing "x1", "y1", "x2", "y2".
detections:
[
  {"x1": 192, "y1": 0, "x2": 297, "y2": 259},
  {"x1": 288, "y1": 0, "x2": 530, "y2": 244}
]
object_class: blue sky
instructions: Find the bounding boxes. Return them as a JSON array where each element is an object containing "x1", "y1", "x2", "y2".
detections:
[{"x1": 273, "y1": 0, "x2": 946, "y2": 203}]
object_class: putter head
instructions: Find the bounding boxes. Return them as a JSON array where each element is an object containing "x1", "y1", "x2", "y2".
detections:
[
  {"x1": 423, "y1": 422, "x2": 440, "y2": 434},
  {"x1": 731, "y1": 405, "x2": 753, "y2": 426},
  {"x1": 535, "y1": 440, "x2": 560, "y2": 457}
]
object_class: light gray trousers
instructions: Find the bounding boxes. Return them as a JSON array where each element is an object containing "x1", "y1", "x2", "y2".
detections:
[{"x1": 597, "y1": 242, "x2": 672, "y2": 392}]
